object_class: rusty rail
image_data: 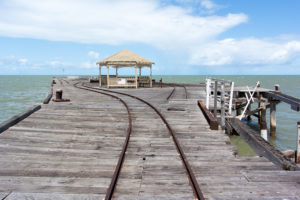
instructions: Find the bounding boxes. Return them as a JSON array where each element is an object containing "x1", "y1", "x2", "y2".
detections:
[
  {"x1": 165, "y1": 84, "x2": 188, "y2": 100},
  {"x1": 73, "y1": 82, "x2": 133, "y2": 200},
  {"x1": 166, "y1": 87, "x2": 176, "y2": 100},
  {"x1": 82, "y1": 82, "x2": 205, "y2": 200}
]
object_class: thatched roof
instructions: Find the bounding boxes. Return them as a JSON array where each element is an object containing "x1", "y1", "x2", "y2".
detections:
[{"x1": 96, "y1": 49, "x2": 154, "y2": 67}]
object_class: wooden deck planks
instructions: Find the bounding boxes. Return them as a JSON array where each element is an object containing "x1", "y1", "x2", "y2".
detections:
[{"x1": 0, "y1": 78, "x2": 299, "y2": 199}]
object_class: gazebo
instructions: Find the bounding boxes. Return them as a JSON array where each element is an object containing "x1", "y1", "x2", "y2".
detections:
[{"x1": 96, "y1": 50, "x2": 154, "y2": 88}]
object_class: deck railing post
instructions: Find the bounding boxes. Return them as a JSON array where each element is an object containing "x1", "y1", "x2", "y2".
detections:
[
  {"x1": 296, "y1": 121, "x2": 300, "y2": 163},
  {"x1": 206, "y1": 78, "x2": 211, "y2": 109},
  {"x1": 228, "y1": 81, "x2": 234, "y2": 115},
  {"x1": 214, "y1": 80, "x2": 218, "y2": 118},
  {"x1": 220, "y1": 83, "x2": 225, "y2": 130}
]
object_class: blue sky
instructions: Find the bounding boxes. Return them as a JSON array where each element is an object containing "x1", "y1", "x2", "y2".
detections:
[{"x1": 0, "y1": 0, "x2": 300, "y2": 75}]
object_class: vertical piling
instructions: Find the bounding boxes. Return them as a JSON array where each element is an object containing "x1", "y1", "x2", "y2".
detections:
[
  {"x1": 220, "y1": 83, "x2": 225, "y2": 130},
  {"x1": 214, "y1": 80, "x2": 218, "y2": 118},
  {"x1": 236, "y1": 104, "x2": 241, "y2": 116},
  {"x1": 270, "y1": 101, "x2": 277, "y2": 137},
  {"x1": 247, "y1": 104, "x2": 252, "y2": 121},
  {"x1": 260, "y1": 103, "x2": 268, "y2": 140},
  {"x1": 206, "y1": 79, "x2": 211, "y2": 109},
  {"x1": 274, "y1": 84, "x2": 280, "y2": 92},
  {"x1": 296, "y1": 122, "x2": 300, "y2": 164}
]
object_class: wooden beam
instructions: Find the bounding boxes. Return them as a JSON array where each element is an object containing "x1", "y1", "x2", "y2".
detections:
[
  {"x1": 0, "y1": 105, "x2": 41, "y2": 133},
  {"x1": 264, "y1": 91, "x2": 300, "y2": 111},
  {"x1": 227, "y1": 118, "x2": 299, "y2": 170},
  {"x1": 198, "y1": 101, "x2": 218, "y2": 130},
  {"x1": 297, "y1": 122, "x2": 300, "y2": 163}
]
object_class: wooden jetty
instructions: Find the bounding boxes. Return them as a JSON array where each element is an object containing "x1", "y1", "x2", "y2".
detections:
[{"x1": 0, "y1": 77, "x2": 300, "y2": 199}]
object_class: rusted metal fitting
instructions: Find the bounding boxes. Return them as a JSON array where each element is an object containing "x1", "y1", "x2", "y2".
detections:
[
  {"x1": 53, "y1": 89, "x2": 70, "y2": 102},
  {"x1": 56, "y1": 89, "x2": 63, "y2": 100},
  {"x1": 274, "y1": 84, "x2": 280, "y2": 93}
]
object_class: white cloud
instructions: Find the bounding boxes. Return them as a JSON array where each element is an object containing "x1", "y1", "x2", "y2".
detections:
[
  {"x1": 0, "y1": 55, "x2": 29, "y2": 66},
  {"x1": 0, "y1": 0, "x2": 246, "y2": 48},
  {"x1": 189, "y1": 38, "x2": 300, "y2": 66},
  {"x1": 18, "y1": 58, "x2": 28, "y2": 64},
  {"x1": 81, "y1": 61, "x2": 96, "y2": 69},
  {"x1": 0, "y1": 0, "x2": 299, "y2": 71},
  {"x1": 88, "y1": 51, "x2": 99, "y2": 59},
  {"x1": 200, "y1": 0, "x2": 217, "y2": 10}
]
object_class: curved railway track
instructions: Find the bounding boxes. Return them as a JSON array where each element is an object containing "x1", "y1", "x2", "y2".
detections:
[
  {"x1": 166, "y1": 85, "x2": 188, "y2": 100},
  {"x1": 71, "y1": 80, "x2": 204, "y2": 200},
  {"x1": 73, "y1": 82, "x2": 133, "y2": 200}
]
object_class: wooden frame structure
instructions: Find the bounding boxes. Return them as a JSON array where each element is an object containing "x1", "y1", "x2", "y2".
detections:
[{"x1": 96, "y1": 50, "x2": 154, "y2": 88}]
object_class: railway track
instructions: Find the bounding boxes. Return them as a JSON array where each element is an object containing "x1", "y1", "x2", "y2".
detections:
[
  {"x1": 167, "y1": 86, "x2": 188, "y2": 100},
  {"x1": 72, "y1": 80, "x2": 204, "y2": 200}
]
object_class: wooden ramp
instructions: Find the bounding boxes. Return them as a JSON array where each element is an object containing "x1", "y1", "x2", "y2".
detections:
[{"x1": 0, "y1": 78, "x2": 299, "y2": 200}]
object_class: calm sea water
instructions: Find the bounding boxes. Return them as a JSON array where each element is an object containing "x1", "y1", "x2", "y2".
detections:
[{"x1": 0, "y1": 75, "x2": 299, "y2": 155}]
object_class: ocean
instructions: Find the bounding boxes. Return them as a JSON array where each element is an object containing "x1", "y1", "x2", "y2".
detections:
[{"x1": 0, "y1": 75, "x2": 299, "y2": 155}]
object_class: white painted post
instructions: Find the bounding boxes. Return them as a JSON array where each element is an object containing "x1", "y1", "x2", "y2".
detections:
[
  {"x1": 239, "y1": 81, "x2": 260, "y2": 120},
  {"x1": 206, "y1": 78, "x2": 211, "y2": 109},
  {"x1": 220, "y1": 83, "x2": 225, "y2": 130},
  {"x1": 214, "y1": 80, "x2": 218, "y2": 118},
  {"x1": 228, "y1": 82, "x2": 234, "y2": 114},
  {"x1": 260, "y1": 103, "x2": 268, "y2": 141},
  {"x1": 99, "y1": 65, "x2": 101, "y2": 88},
  {"x1": 296, "y1": 122, "x2": 300, "y2": 163}
]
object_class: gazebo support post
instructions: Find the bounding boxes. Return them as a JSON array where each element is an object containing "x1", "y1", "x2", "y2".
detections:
[
  {"x1": 99, "y1": 65, "x2": 101, "y2": 88},
  {"x1": 116, "y1": 67, "x2": 118, "y2": 78},
  {"x1": 150, "y1": 65, "x2": 152, "y2": 88},
  {"x1": 107, "y1": 66, "x2": 110, "y2": 89},
  {"x1": 139, "y1": 67, "x2": 141, "y2": 78},
  {"x1": 135, "y1": 65, "x2": 138, "y2": 89}
]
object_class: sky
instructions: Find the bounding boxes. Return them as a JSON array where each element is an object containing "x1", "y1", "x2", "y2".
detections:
[{"x1": 0, "y1": 0, "x2": 300, "y2": 75}]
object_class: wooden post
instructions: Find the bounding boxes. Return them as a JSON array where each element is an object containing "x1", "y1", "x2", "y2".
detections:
[
  {"x1": 274, "y1": 84, "x2": 280, "y2": 92},
  {"x1": 150, "y1": 65, "x2": 152, "y2": 88},
  {"x1": 296, "y1": 122, "x2": 300, "y2": 163},
  {"x1": 107, "y1": 66, "x2": 110, "y2": 89},
  {"x1": 214, "y1": 80, "x2": 218, "y2": 118},
  {"x1": 135, "y1": 65, "x2": 138, "y2": 89},
  {"x1": 220, "y1": 83, "x2": 225, "y2": 130},
  {"x1": 260, "y1": 103, "x2": 268, "y2": 140},
  {"x1": 247, "y1": 104, "x2": 251, "y2": 121},
  {"x1": 116, "y1": 67, "x2": 118, "y2": 78},
  {"x1": 257, "y1": 83, "x2": 261, "y2": 122},
  {"x1": 270, "y1": 101, "x2": 277, "y2": 137},
  {"x1": 236, "y1": 103, "x2": 241, "y2": 116},
  {"x1": 99, "y1": 65, "x2": 101, "y2": 88},
  {"x1": 206, "y1": 78, "x2": 211, "y2": 109},
  {"x1": 139, "y1": 67, "x2": 141, "y2": 78},
  {"x1": 228, "y1": 81, "x2": 234, "y2": 114}
]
